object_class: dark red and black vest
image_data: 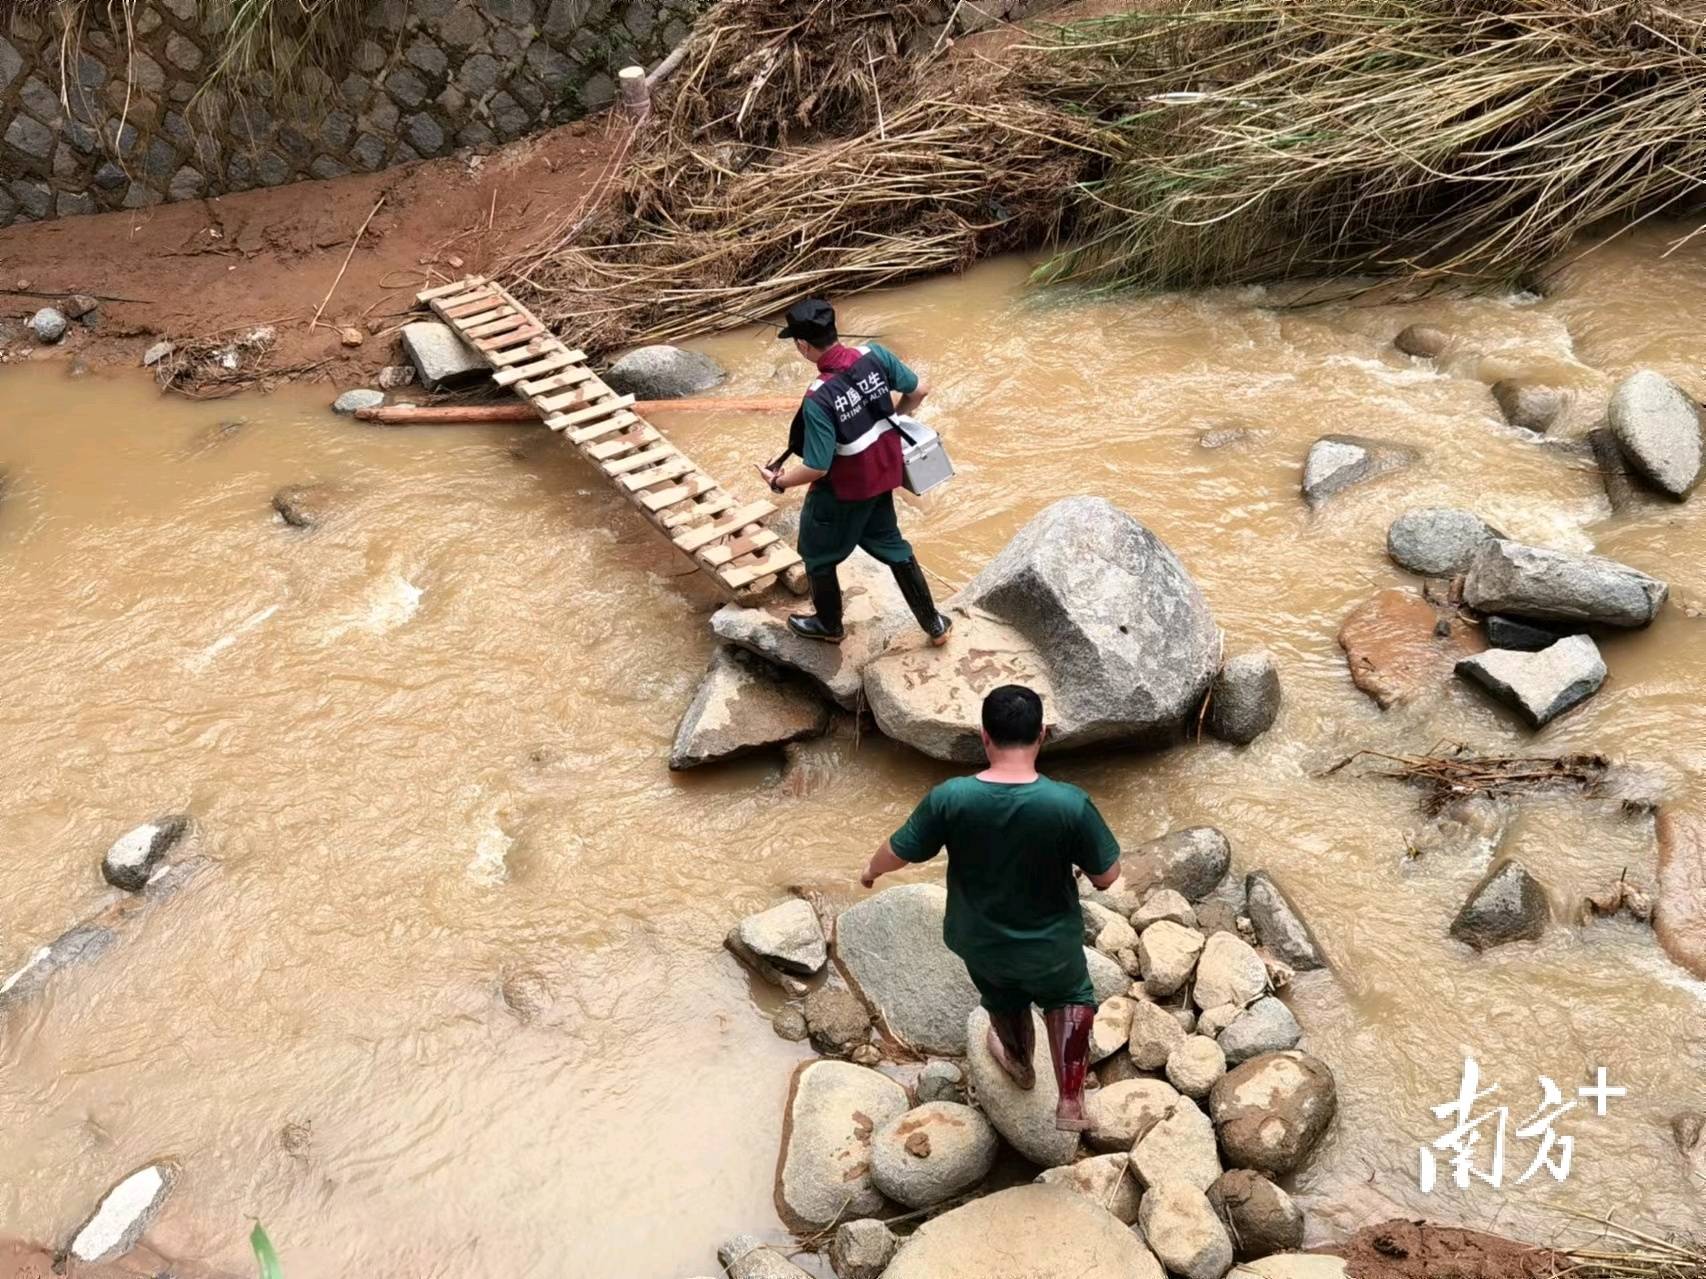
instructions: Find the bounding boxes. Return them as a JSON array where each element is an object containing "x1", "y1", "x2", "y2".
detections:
[{"x1": 787, "y1": 346, "x2": 905, "y2": 501}]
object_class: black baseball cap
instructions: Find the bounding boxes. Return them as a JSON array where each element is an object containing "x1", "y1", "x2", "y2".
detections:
[{"x1": 778, "y1": 299, "x2": 837, "y2": 345}]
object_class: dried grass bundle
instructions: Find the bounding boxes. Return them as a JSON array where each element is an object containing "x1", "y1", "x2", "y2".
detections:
[{"x1": 1026, "y1": 0, "x2": 1706, "y2": 291}]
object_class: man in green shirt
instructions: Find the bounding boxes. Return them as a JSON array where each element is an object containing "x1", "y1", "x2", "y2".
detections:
[
  {"x1": 860, "y1": 685, "x2": 1122, "y2": 1131},
  {"x1": 760, "y1": 298, "x2": 951, "y2": 647}
]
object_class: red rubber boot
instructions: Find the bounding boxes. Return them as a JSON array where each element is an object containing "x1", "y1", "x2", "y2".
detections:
[
  {"x1": 985, "y1": 1009, "x2": 1036, "y2": 1090},
  {"x1": 1045, "y1": 1004, "x2": 1096, "y2": 1131}
]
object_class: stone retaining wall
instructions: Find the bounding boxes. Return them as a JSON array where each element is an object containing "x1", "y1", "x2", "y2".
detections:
[{"x1": 0, "y1": 0, "x2": 708, "y2": 227}]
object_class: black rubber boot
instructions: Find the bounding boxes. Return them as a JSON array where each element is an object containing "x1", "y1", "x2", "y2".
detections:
[
  {"x1": 891, "y1": 558, "x2": 952, "y2": 647},
  {"x1": 788, "y1": 572, "x2": 845, "y2": 643}
]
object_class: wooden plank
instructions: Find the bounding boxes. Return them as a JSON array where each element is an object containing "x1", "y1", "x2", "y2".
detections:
[
  {"x1": 673, "y1": 501, "x2": 776, "y2": 552},
  {"x1": 417, "y1": 276, "x2": 485, "y2": 303},
  {"x1": 518, "y1": 367, "x2": 594, "y2": 397},
  {"x1": 720, "y1": 545, "x2": 803, "y2": 590},
  {"x1": 476, "y1": 324, "x2": 545, "y2": 351},
  {"x1": 453, "y1": 305, "x2": 512, "y2": 329},
  {"x1": 494, "y1": 351, "x2": 578, "y2": 386},
  {"x1": 636, "y1": 470, "x2": 712, "y2": 509},
  {"x1": 603, "y1": 444, "x2": 676, "y2": 476},
  {"x1": 536, "y1": 385, "x2": 602, "y2": 414},
  {"x1": 465, "y1": 312, "x2": 531, "y2": 340},
  {"x1": 492, "y1": 338, "x2": 559, "y2": 367},
  {"x1": 568, "y1": 411, "x2": 638, "y2": 443},
  {"x1": 550, "y1": 393, "x2": 636, "y2": 428},
  {"x1": 587, "y1": 427, "x2": 657, "y2": 460},
  {"x1": 442, "y1": 291, "x2": 501, "y2": 315},
  {"x1": 659, "y1": 490, "x2": 733, "y2": 526},
  {"x1": 622, "y1": 456, "x2": 696, "y2": 491},
  {"x1": 701, "y1": 529, "x2": 778, "y2": 568}
]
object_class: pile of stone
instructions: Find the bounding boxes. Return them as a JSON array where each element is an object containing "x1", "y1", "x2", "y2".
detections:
[{"x1": 715, "y1": 828, "x2": 1341, "y2": 1279}]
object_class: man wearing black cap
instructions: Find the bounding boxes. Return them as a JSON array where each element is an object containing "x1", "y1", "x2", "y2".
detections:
[{"x1": 760, "y1": 298, "x2": 951, "y2": 646}]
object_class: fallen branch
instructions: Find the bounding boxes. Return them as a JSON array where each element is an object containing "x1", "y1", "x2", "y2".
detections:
[
  {"x1": 310, "y1": 196, "x2": 385, "y2": 333},
  {"x1": 352, "y1": 396, "x2": 797, "y2": 425},
  {"x1": 1325, "y1": 745, "x2": 1611, "y2": 811}
]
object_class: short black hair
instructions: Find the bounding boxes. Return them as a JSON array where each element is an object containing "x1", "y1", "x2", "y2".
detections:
[{"x1": 982, "y1": 684, "x2": 1044, "y2": 748}]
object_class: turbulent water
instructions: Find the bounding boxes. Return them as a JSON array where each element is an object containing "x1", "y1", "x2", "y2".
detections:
[{"x1": 2, "y1": 226, "x2": 1704, "y2": 1276}]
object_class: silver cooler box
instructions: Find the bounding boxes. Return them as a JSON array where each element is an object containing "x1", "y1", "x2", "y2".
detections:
[{"x1": 892, "y1": 416, "x2": 955, "y2": 496}]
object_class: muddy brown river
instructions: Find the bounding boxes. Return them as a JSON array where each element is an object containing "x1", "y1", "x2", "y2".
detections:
[{"x1": 2, "y1": 228, "x2": 1703, "y2": 1276}]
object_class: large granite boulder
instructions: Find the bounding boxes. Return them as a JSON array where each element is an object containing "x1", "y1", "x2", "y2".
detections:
[
  {"x1": 1209, "y1": 1051, "x2": 1338, "y2": 1176},
  {"x1": 1463, "y1": 540, "x2": 1667, "y2": 628},
  {"x1": 1207, "y1": 1169, "x2": 1305, "y2": 1260},
  {"x1": 1302, "y1": 435, "x2": 1417, "y2": 508},
  {"x1": 881, "y1": 1184, "x2": 1165, "y2": 1279},
  {"x1": 1140, "y1": 920, "x2": 1205, "y2": 997},
  {"x1": 1138, "y1": 1181, "x2": 1234, "y2": 1279},
  {"x1": 865, "y1": 497, "x2": 1218, "y2": 759},
  {"x1": 1086, "y1": 1077, "x2": 1180, "y2": 1152},
  {"x1": 1036, "y1": 1152, "x2": 1142, "y2": 1224},
  {"x1": 1193, "y1": 933, "x2": 1267, "y2": 1012},
  {"x1": 966, "y1": 1007, "x2": 1080, "y2": 1167},
  {"x1": 868, "y1": 1101, "x2": 998, "y2": 1208},
  {"x1": 1455, "y1": 635, "x2": 1606, "y2": 728},
  {"x1": 400, "y1": 321, "x2": 488, "y2": 391},
  {"x1": 1218, "y1": 997, "x2": 1302, "y2": 1065},
  {"x1": 1386, "y1": 507, "x2": 1502, "y2": 577},
  {"x1": 1656, "y1": 812, "x2": 1706, "y2": 979},
  {"x1": 776, "y1": 1060, "x2": 909, "y2": 1227},
  {"x1": 1607, "y1": 369, "x2": 1702, "y2": 499},
  {"x1": 604, "y1": 344, "x2": 725, "y2": 399},
  {"x1": 727, "y1": 898, "x2": 827, "y2": 980},
  {"x1": 1131, "y1": 1096, "x2": 1222, "y2": 1191},
  {"x1": 1450, "y1": 860, "x2": 1548, "y2": 950},
  {"x1": 1205, "y1": 651, "x2": 1281, "y2": 746},
  {"x1": 714, "y1": 551, "x2": 912, "y2": 710},
  {"x1": 669, "y1": 646, "x2": 830, "y2": 769},
  {"x1": 1166, "y1": 1036, "x2": 1227, "y2": 1099},
  {"x1": 837, "y1": 884, "x2": 978, "y2": 1055},
  {"x1": 1244, "y1": 872, "x2": 1326, "y2": 972},
  {"x1": 1126, "y1": 827, "x2": 1231, "y2": 902}
]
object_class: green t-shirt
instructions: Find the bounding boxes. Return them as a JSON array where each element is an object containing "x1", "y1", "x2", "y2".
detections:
[
  {"x1": 801, "y1": 343, "x2": 920, "y2": 471},
  {"x1": 889, "y1": 776, "x2": 1121, "y2": 981}
]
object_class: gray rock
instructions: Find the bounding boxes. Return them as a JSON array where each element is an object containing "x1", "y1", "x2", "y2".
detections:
[
  {"x1": 773, "y1": 1004, "x2": 809, "y2": 1042},
  {"x1": 1244, "y1": 872, "x2": 1325, "y2": 972},
  {"x1": 869, "y1": 1101, "x2": 998, "y2": 1208},
  {"x1": 142, "y1": 340, "x2": 175, "y2": 367},
  {"x1": 1218, "y1": 997, "x2": 1302, "y2": 1065},
  {"x1": 1131, "y1": 1096, "x2": 1222, "y2": 1191},
  {"x1": 1091, "y1": 947, "x2": 1131, "y2": 1005},
  {"x1": 1206, "y1": 651, "x2": 1280, "y2": 746},
  {"x1": 1192, "y1": 932, "x2": 1267, "y2": 1012},
  {"x1": 1234, "y1": 1258, "x2": 1347, "y2": 1279},
  {"x1": 0, "y1": 922, "x2": 118, "y2": 1008},
  {"x1": 377, "y1": 364, "x2": 416, "y2": 390},
  {"x1": 29, "y1": 307, "x2": 68, "y2": 343},
  {"x1": 1463, "y1": 539, "x2": 1667, "y2": 628},
  {"x1": 966, "y1": 1007, "x2": 1079, "y2": 1166},
  {"x1": 1139, "y1": 1181, "x2": 1234, "y2": 1279},
  {"x1": 102, "y1": 816, "x2": 189, "y2": 891},
  {"x1": 1607, "y1": 369, "x2": 1702, "y2": 499},
  {"x1": 604, "y1": 344, "x2": 726, "y2": 399},
  {"x1": 272, "y1": 484, "x2": 333, "y2": 529},
  {"x1": 1140, "y1": 919, "x2": 1204, "y2": 997},
  {"x1": 734, "y1": 898, "x2": 826, "y2": 977},
  {"x1": 1086, "y1": 1076, "x2": 1179, "y2": 1153},
  {"x1": 1456, "y1": 634, "x2": 1606, "y2": 728},
  {"x1": 1206, "y1": 1169, "x2": 1305, "y2": 1260},
  {"x1": 69, "y1": 1163, "x2": 177, "y2": 1263},
  {"x1": 1209, "y1": 1051, "x2": 1338, "y2": 1176},
  {"x1": 400, "y1": 320, "x2": 487, "y2": 391},
  {"x1": 1450, "y1": 859, "x2": 1549, "y2": 950},
  {"x1": 1127, "y1": 998, "x2": 1187, "y2": 1071},
  {"x1": 1589, "y1": 426, "x2": 1644, "y2": 512},
  {"x1": 1036, "y1": 1152, "x2": 1142, "y2": 1224},
  {"x1": 1091, "y1": 995, "x2": 1139, "y2": 1063},
  {"x1": 1484, "y1": 614, "x2": 1570, "y2": 652},
  {"x1": 777, "y1": 1060, "x2": 908, "y2": 1227},
  {"x1": 1302, "y1": 435, "x2": 1417, "y2": 508},
  {"x1": 1394, "y1": 324, "x2": 1449, "y2": 358},
  {"x1": 670, "y1": 646, "x2": 829, "y2": 770},
  {"x1": 1134, "y1": 888, "x2": 1197, "y2": 931},
  {"x1": 1491, "y1": 380, "x2": 1563, "y2": 433},
  {"x1": 1386, "y1": 507, "x2": 1502, "y2": 577},
  {"x1": 715, "y1": 551, "x2": 911, "y2": 711},
  {"x1": 1084, "y1": 900, "x2": 1139, "y2": 952},
  {"x1": 803, "y1": 986, "x2": 873, "y2": 1056},
  {"x1": 718, "y1": 1235, "x2": 812, "y2": 1279},
  {"x1": 836, "y1": 884, "x2": 977, "y2": 1054},
  {"x1": 1127, "y1": 827, "x2": 1232, "y2": 902},
  {"x1": 828, "y1": 1219, "x2": 897, "y2": 1279},
  {"x1": 915, "y1": 1059, "x2": 965, "y2": 1103},
  {"x1": 881, "y1": 1184, "x2": 1165, "y2": 1279},
  {"x1": 332, "y1": 389, "x2": 385, "y2": 415},
  {"x1": 1166, "y1": 1035, "x2": 1227, "y2": 1099}
]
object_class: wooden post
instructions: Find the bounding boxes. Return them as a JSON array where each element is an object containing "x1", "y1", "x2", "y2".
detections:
[{"x1": 619, "y1": 66, "x2": 650, "y2": 122}]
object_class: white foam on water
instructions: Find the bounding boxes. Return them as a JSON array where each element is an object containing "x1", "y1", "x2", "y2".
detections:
[
  {"x1": 185, "y1": 604, "x2": 279, "y2": 672},
  {"x1": 467, "y1": 825, "x2": 514, "y2": 886},
  {"x1": 71, "y1": 1165, "x2": 167, "y2": 1262},
  {"x1": 326, "y1": 574, "x2": 424, "y2": 640},
  {"x1": 1320, "y1": 352, "x2": 1443, "y2": 386}
]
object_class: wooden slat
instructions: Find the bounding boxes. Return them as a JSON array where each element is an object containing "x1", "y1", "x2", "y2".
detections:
[
  {"x1": 702, "y1": 529, "x2": 778, "y2": 568},
  {"x1": 603, "y1": 444, "x2": 676, "y2": 476},
  {"x1": 491, "y1": 338, "x2": 557, "y2": 367},
  {"x1": 476, "y1": 324, "x2": 545, "y2": 351},
  {"x1": 622, "y1": 456, "x2": 696, "y2": 491},
  {"x1": 638, "y1": 473, "x2": 715, "y2": 510},
  {"x1": 443, "y1": 291, "x2": 500, "y2": 315},
  {"x1": 519, "y1": 367, "x2": 594, "y2": 397},
  {"x1": 587, "y1": 427, "x2": 657, "y2": 461},
  {"x1": 536, "y1": 386, "x2": 597, "y2": 414},
  {"x1": 455, "y1": 305, "x2": 512, "y2": 329},
  {"x1": 417, "y1": 276, "x2": 486, "y2": 302},
  {"x1": 568, "y1": 411, "x2": 638, "y2": 443},
  {"x1": 465, "y1": 313, "x2": 531, "y2": 340},
  {"x1": 720, "y1": 545, "x2": 803, "y2": 590},
  {"x1": 673, "y1": 501, "x2": 777, "y2": 552},
  {"x1": 494, "y1": 352, "x2": 577, "y2": 386},
  {"x1": 660, "y1": 490, "x2": 733, "y2": 527},
  {"x1": 549, "y1": 394, "x2": 636, "y2": 429}
]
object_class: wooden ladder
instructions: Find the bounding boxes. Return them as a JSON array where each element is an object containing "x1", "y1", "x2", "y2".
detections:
[{"x1": 416, "y1": 276, "x2": 802, "y2": 600}]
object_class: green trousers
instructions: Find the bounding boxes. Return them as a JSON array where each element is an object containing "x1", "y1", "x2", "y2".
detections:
[{"x1": 798, "y1": 487, "x2": 915, "y2": 576}]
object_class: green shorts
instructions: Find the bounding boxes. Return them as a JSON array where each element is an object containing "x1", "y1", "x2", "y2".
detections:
[{"x1": 966, "y1": 952, "x2": 1096, "y2": 1015}]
